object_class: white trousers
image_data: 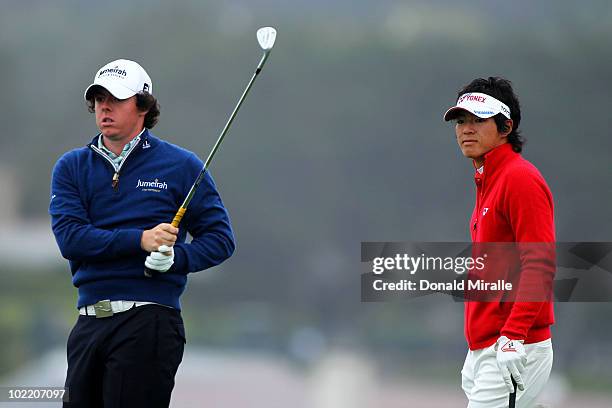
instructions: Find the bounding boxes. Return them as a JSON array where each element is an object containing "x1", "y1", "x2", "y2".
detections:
[{"x1": 461, "y1": 339, "x2": 553, "y2": 408}]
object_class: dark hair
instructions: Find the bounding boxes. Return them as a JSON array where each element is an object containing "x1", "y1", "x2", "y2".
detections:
[
  {"x1": 86, "y1": 88, "x2": 160, "y2": 129},
  {"x1": 136, "y1": 92, "x2": 160, "y2": 129},
  {"x1": 457, "y1": 76, "x2": 524, "y2": 153}
]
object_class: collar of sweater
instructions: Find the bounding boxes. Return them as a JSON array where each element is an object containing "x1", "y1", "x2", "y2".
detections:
[
  {"x1": 97, "y1": 128, "x2": 145, "y2": 164},
  {"x1": 473, "y1": 143, "x2": 517, "y2": 181}
]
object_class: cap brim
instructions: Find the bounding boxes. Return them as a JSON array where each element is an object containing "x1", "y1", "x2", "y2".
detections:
[
  {"x1": 443, "y1": 106, "x2": 497, "y2": 121},
  {"x1": 84, "y1": 81, "x2": 137, "y2": 101}
]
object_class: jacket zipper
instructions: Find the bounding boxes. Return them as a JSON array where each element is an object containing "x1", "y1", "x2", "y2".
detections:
[
  {"x1": 467, "y1": 173, "x2": 485, "y2": 347},
  {"x1": 474, "y1": 177, "x2": 484, "y2": 233},
  {"x1": 90, "y1": 138, "x2": 142, "y2": 191}
]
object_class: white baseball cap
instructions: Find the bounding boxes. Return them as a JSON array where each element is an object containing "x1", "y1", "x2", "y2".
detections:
[
  {"x1": 84, "y1": 59, "x2": 152, "y2": 101},
  {"x1": 443, "y1": 92, "x2": 511, "y2": 121}
]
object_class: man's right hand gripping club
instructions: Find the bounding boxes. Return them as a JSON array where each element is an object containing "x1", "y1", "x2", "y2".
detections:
[{"x1": 141, "y1": 223, "x2": 178, "y2": 273}]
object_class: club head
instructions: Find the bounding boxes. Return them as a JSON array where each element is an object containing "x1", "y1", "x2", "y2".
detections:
[{"x1": 257, "y1": 27, "x2": 277, "y2": 51}]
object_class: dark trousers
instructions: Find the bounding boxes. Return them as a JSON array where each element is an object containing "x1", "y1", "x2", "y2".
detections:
[{"x1": 63, "y1": 304, "x2": 186, "y2": 408}]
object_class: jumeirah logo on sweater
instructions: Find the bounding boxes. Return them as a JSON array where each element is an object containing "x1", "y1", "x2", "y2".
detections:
[{"x1": 137, "y1": 178, "x2": 168, "y2": 192}]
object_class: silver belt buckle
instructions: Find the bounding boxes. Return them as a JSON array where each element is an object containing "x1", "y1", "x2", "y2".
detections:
[{"x1": 93, "y1": 299, "x2": 114, "y2": 318}]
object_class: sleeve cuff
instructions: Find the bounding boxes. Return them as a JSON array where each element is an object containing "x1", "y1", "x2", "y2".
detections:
[
  {"x1": 500, "y1": 329, "x2": 526, "y2": 341},
  {"x1": 170, "y1": 243, "x2": 188, "y2": 274}
]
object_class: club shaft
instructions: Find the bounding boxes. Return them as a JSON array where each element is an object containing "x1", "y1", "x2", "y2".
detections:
[
  {"x1": 509, "y1": 376, "x2": 517, "y2": 408},
  {"x1": 179, "y1": 51, "x2": 271, "y2": 212}
]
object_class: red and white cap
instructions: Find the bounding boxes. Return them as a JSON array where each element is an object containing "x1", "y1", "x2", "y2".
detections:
[
  {"x1": 443, "y1": 92, "x2": 511, "y2": 121},
  {"x1": 84, "y1": 59, "x2": 152, "y2": 101}
]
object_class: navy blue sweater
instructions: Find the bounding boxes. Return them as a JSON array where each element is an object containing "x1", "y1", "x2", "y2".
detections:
[{"x1": 50, "y1": 130, "x2": 235, "y2": 309}]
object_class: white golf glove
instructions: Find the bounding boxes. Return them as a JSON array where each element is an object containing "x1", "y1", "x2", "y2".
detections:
[
  {"x1": 495, "y1": 336, "x2": 527, "y2": 393},
  {"x1": 145, "y1": 245, "x2": 174, "y2": 273}
]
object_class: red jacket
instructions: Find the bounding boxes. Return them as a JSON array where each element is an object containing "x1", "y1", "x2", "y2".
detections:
[{"x1": 466, "y1": 143, "x2": 555, "y2": 350}]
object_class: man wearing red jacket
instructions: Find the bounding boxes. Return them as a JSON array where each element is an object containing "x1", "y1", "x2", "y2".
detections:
[{"x1": 444, "y1": 77, "x2": 555, "y2": 407}]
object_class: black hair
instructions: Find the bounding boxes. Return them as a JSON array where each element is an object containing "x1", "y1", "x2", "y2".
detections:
[
  {"x1": 85, "y1": 87, "x2": 160, "y2": 129},
  {"x1": 457, "y1": 77, "x2": 524, "y2": 153}
]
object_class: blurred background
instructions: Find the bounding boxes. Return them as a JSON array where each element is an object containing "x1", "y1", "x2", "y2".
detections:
[{"x1": 1, "y1": 0, "x2": 611, "y2": 406}]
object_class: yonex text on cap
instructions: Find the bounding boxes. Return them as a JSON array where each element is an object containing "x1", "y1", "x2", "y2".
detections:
[
  {"x1": 443, "y1": 92, "x2": 511, "y2": 121},
  {"x1": 84, "y1": 59, "x2": 152, "y2": 101}
]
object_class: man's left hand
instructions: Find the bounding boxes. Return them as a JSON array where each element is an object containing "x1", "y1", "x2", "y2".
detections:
[
  {"x1": 495, "y1": 336, "x2": 527, "y2": 392},
  {"x1": 145, "y1": 245, "x2": 174, "y2": 273}
]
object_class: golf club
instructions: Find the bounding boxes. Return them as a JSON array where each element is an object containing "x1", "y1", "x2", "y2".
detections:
[
  {"x1": 145, "y1": 26, "x2": 277, "y2": 277},
  {"x1": 509, "y1": 376, "x2": 518, "y2": 408}
]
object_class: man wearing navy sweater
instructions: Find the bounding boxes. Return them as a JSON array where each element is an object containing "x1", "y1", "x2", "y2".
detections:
[
  {"x1": 444, "y1": 77, "x2": 555, "y2": 407},
  {"x1": 50, "y1": 59, "x2": 235, "y2": 407}
]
